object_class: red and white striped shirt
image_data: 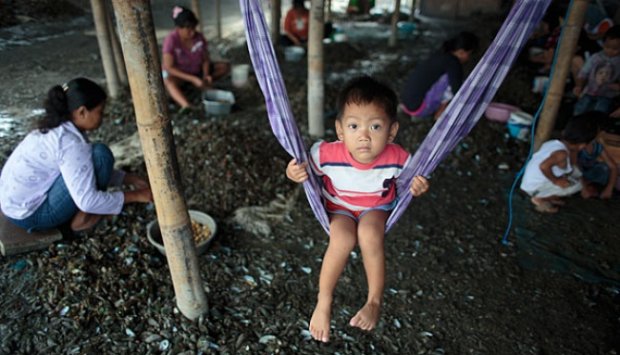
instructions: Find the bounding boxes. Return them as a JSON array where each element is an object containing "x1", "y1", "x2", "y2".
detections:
[{"x1": 309, "y1": 141, "x2": 410, "y2": 211}]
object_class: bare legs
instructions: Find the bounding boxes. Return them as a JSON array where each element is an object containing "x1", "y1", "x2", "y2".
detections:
[
  {"x1": 163, "y1": 62, "x2": 231, "y2": 109},
  {"x1": 309, "y1": 210, "x2": 388, "y2": 342}
]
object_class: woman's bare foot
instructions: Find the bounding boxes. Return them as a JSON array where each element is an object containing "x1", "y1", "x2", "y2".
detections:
[
  {"x1": 349, "y1": 301, "x2": 381, "y2": 331},
  {"x1": 531, "y1": 197, "x2": 559, "y2": 214},
  {"x1": 309, "y1": 297, "x2": 332, "y2": 342},
  {"x1": 70, "y1": 211, "x2": 103, "y2": 232}
]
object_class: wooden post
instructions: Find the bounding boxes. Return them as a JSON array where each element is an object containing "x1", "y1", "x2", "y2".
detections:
[
  {"x1": 191, "y1": 0, "x2": 203, "y2": 31},
  {"x1": 215, "y1": 0, "x2": 222, "y2": 39},
  {"x1": 111, "y1": 0, "x2": 208, "y2": 321},
  {"x1": 534, "y1": 0, "x2": 589, "y2": 151},
  {"x1": 90, "y1": 0, "x2": 120, "y2": 98},
  {"x1": 409, "y1": 0, "x2": 416, "y2": 21},
  {"x1": 308, "y1": 0, "x2": 325, "y2": 138},
  {"x1": 326, "y1": 0, "x2": 332, "y2": 23},
  {"x1": 389, "y1": 0, "x2": 401, "y2": 47},
  {"x1": 105, "y1": 1, "x2": 128, "y2": 85},
  {"x1": 270, "y1": 0, "x2": 282, "y2": 44}
]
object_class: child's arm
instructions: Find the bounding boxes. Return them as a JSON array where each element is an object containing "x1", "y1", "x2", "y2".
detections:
[
  {"x1": 286, "y1": 159, "x2": 309, "y2": 183},
  {"x1": 598, "y1": 149, "x2": 618, "y2": 199},
  {"x1": 409, "y1": 176, "x2": 430, "y2": 197},
  {"x1": 539, "y1": 150, "x2": 572, "y2": 188}
]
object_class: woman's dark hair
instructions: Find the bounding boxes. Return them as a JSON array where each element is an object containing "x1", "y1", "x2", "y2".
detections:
[
  {"x1": 173, "y1": 6, "x2": 198, "y2": 28},
  {"x1": 337, "y1": 76, "x2": 398, "y2": 122},
  {"x1": 562, "y1": 112, "x2": 599, "y2": 144},
  {"x1": 37, "y1": 77, "x2": 107, "y2": 132},
  {"x1": 442, "y1": 31, "x2": 479, "y2": 53},
  {"x1": 292, "y1": 0, "x2": 305, "y2": 9}
]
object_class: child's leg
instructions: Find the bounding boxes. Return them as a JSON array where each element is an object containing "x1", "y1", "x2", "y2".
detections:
[
  {"x1": 349, "y1": 210, "x2": 388, "y2": 331},
  {"x1": 310, "y1": 214, "x2": 357, "y2": 343}
]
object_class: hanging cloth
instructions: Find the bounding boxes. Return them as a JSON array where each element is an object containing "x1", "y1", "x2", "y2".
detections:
[{"x1": 240, "y1": 0, "x2": 551, "y2": 234}]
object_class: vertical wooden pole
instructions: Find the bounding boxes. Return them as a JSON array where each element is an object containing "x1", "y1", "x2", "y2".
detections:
[
  {"x1": 271, "y1": 0, "x2": 282, "y2": 44},
  {"x1": 409, "y1": 0, "x2": 416, "y2": 21},
  {"x1": 111, "y1": 0, "x2": 208, "y2": 321},
  {"x1": 326, "y1": 0, "x2": 332, "y2": 23},
  {"x1": 389, "y1": 0, "x2": 401, "y2": 47},
  {"x1": 105, "y1": 1, "x2": 128, "y2": 85},
  {"x1": 191, "y1": 0, "x2": 203, "y2": 31},
  {"x1": 90, "y1": 0, "x2": 120, "y2": 98},
  {"x1": 308, "y1": 0, "x2": 325, "y2": 138},
  {"x1": 534, "y1": 0, "x2": 589, "y2": 151},
  {"x1": 216, "y1": 0, "x2": 222, "y2": 39}
]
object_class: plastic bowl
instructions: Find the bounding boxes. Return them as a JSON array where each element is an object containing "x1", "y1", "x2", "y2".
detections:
[
  {"x1": 284, "y1": 46, "x2": 305, "y2": 62},
  {"x1": 485, "y1": 102, "x2": 519, "y2": 123},
  {"x1": 203, "y1": 89, "x2": 235, "y2": 115},
  {"x1": 147, "y1": 210, "x2": 217, "y2": 256}
]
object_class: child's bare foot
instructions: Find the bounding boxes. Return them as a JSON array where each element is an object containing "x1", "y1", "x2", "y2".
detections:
[
  {"x1": 531, "y1": 197, "x2": 559, "y2": 214},
  {"x1": 349, "y1": 301, "x2": 381, "y2": 331},
  {"x1": 309, "y1": 298, "x2": 332, "y2": 342},
  {"x1": 548, "y1": 197, "x2": 566, "y2": 206}
]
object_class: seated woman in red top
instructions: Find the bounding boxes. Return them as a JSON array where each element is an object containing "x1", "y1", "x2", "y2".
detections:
[
  {"x1": 280, "y1": 0, "x2": 332, "y2": 47},
  {"x1": 162, "y1": 6, "x2": 231, "y2": 111}
]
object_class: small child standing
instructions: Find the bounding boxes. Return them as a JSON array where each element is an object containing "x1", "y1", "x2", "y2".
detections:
[
  {"x1": 286, "y1": 76, "x2": 430, "y2": 342},
  {"x1": 520, "y1": 115, "x2": 599, "y2": 213},
  {"x1": 573, "y1": 25, "x2": 620, "y2": 115}
]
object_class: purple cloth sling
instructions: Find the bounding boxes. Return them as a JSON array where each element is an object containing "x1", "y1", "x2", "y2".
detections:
[{"x1": 240, "y1": 0, "x2": 550, "y2": 234}]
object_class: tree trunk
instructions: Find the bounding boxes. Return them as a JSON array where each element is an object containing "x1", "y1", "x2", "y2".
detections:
[
  {"x1": 534, "y1": 0, "x2": 589, "y2": 151},
  {"x1": 90, "y1": 0, "x2": 120, "y2": 98},
  {"x1": 389, "y1": 0, "x2": 401, "y2": 47},
  {"x1": 111, "y1": 0, "x2": 208, "y2": 321},
  {"x1": 308, "y1": 0, "x2": 325, "y2": 138}
]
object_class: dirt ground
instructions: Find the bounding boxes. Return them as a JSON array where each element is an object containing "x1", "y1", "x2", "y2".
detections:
[{"x1": 1, "y1": 2, "x2": 619, "y2": 355}]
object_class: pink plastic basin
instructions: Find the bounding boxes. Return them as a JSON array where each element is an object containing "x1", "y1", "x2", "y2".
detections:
[{"x1": 485, "y1": 102, "x2": 520, "y2": 123}]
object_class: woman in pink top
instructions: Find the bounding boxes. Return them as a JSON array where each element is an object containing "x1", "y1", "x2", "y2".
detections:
[{"x1": 162, "y1": 6, "x2": 231, "y2": 111}]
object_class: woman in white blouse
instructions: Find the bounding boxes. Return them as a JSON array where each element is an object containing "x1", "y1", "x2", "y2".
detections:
[{"x1": 0, "y1": 78, "x2": 152, "y2": 232}]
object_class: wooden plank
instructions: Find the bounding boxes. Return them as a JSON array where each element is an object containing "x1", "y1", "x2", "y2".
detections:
[{"x1": 0, "y1": 211, "x2": 62, "y2": 256}]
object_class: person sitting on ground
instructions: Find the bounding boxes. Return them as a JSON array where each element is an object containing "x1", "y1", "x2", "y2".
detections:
[
  {"x1": 577, "y1": 111, "x2": 620, "y2": 199},
  {"x1": 280, "y1": 0, "x2": 333, "y2": 47},
  {"x1": 400, "y1": 31, "x2": 479, "y2": 121},
  {"x1": 0, "y1": 78, "x2": 153, "y2": 232},
  {"x1": 286, "y1": 76, "x2": 430, "y2": 342},
  {"x1": 162, "y1": 6, "x2": 231, "y2": 112},
  {"x1": 573, "y1": 25, "x2": 620, "y2": 115},
  {"x1": 520, "y1": 113, "x2": 599, "y2": 213}
]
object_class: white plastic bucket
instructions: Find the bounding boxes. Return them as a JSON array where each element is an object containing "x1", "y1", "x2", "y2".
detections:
[{"x1": 232, "y1": 64, "x2": 250, "y2": 88}]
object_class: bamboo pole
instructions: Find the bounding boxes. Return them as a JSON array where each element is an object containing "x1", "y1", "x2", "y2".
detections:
[
  {"x1": 308, "y1": 0, "x2": 325, "y2": 138},
  {"x1": 215, "y1": 0, "x2": 222, "y2": 39},
  {"x1": 534, "y1": 0, "x2": 589, "y2": 151},
  {"x1": 111, "y1": 0, "x2": 208, "y2": 321},
  {"x1": 326, "y1": 0, "x2": 332, "y2": 23},
  {"x1": 271, "y1": 0, "x2": 282, "y2": 44},
  {"x1": 191, "y1": 0, "x2": 203, "y2": 31},
  {"x1": 90, "y1": 0, "x2": 120, "y2": 98},
  {"x1": 389, "y1": 0, "x2": 401, "y2": 47},
  {"x1": 105, "y1": 1, "x2": 128, "y2": 85}
]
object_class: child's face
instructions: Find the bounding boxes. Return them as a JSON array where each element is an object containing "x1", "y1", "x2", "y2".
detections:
[
  {"x1": 335, "y1": 101, "x2": 398, "y2": 164},
  {"x1": 602, "y1": 38, "x2": 620, "y2": 58}
]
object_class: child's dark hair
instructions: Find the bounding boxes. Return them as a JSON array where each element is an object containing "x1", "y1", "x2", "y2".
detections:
[
  {"x1": 38, "y1": 77, "x2": 107, "y2": 133},
  {"x1": 562, "y1": 112, "x2": 599, "y2": 144},
  {"x1": 604, "y1": 25, "x2": 620, "y2": 41},
  {"x1": 292, "y1": 0, "x2": 305, "y2": 9},
  {"x1": 172, "y1": 6, "x2": 198, "y2": 28},
  {"x1": 442, "y1": 31, "x2": 479, "y2": 53},
  {"x1": 337, "y1": 76, "x2": 398, "y2": 122}
]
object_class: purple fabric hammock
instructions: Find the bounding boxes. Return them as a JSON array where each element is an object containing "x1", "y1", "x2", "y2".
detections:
[{"x1": 240, "y1": 0, "x2": 550, "y2": 234}]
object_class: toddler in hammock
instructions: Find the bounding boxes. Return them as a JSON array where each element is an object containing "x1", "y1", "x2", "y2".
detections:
[{"x1": 286, "y1": 76, "x2": 430, "y2": 342}]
